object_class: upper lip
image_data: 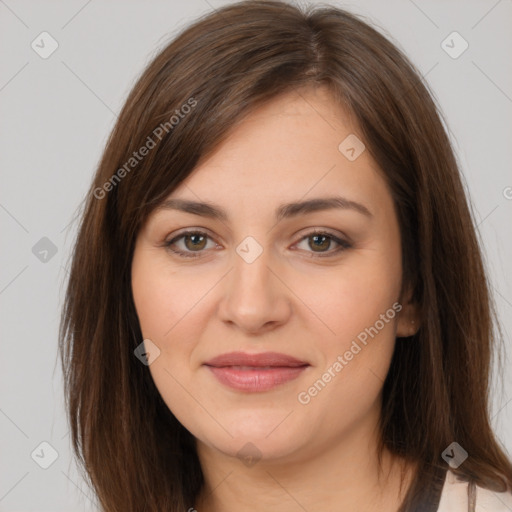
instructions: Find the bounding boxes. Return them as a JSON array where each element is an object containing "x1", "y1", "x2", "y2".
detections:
[{"x1": 204, "y1": 351, "x2": 309, "y2": 368}]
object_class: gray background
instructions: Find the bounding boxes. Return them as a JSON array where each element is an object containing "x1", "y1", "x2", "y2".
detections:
[{"x1": 1, "y1": 0, "x2": 511, "y2": 510}]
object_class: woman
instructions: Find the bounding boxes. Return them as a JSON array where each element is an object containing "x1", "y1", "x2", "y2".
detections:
[{"x1": 59, "y1": 1, "x2": 512, "y2": 510}]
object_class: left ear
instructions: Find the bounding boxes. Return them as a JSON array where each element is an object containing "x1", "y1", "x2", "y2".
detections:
[{"x1": 395, "y1": 285, "x2": 421, "y2": 338}]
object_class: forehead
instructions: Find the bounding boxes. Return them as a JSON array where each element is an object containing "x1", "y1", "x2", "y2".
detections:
[{"x1": 164, "y1": 87, "x2": 392, "y2": 218}]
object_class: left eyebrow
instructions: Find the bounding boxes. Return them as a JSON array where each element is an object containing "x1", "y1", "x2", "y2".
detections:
[
  {"x1": 156, "y1": 195, "x2": 373, "y2": 222},
  {"x1": 275, "y1": 196, "x2": 373, "y2": 221}
]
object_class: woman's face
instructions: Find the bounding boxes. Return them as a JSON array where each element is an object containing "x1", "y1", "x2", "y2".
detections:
[{"x1": 131, "y1": 86, "x2": 418, "y2": 464}]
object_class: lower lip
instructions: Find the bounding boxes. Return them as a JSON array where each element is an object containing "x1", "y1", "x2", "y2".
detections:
[{"x1": 205, "y1": 365, "x2": 308, "y2": 392}]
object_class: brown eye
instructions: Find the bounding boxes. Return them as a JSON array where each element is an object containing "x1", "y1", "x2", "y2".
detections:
[
  {"x1": 309, "y1": 234, "x2": 331, "y2": 252},
  {"x1": 183, "y1": 233, "x2": 207, "y2": 251},
  {"x1": 294, "y1": 230, "x2": 352, "y2": 257},
  {"x1": 164, "y1": 230, "x2": 215, "y2": 258}
]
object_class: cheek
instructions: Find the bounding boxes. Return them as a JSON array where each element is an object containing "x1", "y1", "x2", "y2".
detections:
[
  {"x1": 131, "y1": 252, "x2": 209, "y2": 427},
  {"x1": 131, "y1": 265, "x2": 172, "y2": 340},
  {"x1": 131, "y1": 250, "x2": 220, "y2": 403},
  {"x1": 292, "y1": 254, "x2": 401, "y2": 346},
  {"x1": 295, "y1": 277, "x2": 400, "y2": 428},
  {"x1": 131, "y1": 249, "x2": 208, "y2": 340},
  {"x1": 291, "y1": 244, "x2": 401, "y2": 403}
]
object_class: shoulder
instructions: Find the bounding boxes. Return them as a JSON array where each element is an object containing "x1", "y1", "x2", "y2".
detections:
[
  {"x1": 474, "y1": 483, "x2": 512, "y2": 511},
  {"x1": 437, "y1": 470, "x2": 512, "y2": 511}
]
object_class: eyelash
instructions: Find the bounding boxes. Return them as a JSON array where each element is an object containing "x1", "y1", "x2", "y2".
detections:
[{"x1": 163, "y1": 229, "x2": 352, "y2": 259}]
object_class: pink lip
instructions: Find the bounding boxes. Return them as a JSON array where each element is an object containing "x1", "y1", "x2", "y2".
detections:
[{"x1": 203, "y1": 351, "x2": 310, "y2": 392}]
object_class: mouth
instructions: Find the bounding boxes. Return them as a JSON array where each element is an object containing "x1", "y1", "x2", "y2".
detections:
[{"x1": 203, "y1": 351, "x2": 310, "y2": 392}]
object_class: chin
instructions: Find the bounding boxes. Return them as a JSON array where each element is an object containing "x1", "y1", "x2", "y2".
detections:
[{"x1": 194, "y1": 411, "x2": 310, "y2": 463}]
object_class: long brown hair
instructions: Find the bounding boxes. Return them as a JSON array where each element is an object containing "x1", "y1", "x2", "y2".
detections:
[{"x1": 59, "y1": 1, "x2": 512, "y2": 510}]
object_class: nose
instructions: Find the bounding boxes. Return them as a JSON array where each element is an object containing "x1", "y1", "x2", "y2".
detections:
[{"x1": 216, "y1": 242, "x2": 292, "y2": 335}]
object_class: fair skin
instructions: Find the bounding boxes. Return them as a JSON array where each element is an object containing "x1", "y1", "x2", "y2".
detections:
[{"x1": 131, "y1": 86, "x2": 421, "y2": 512}]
